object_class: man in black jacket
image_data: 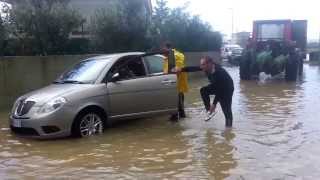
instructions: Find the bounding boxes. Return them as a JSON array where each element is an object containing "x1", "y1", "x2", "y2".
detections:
[{"x1": 176, "y1": 56, "x2": 234, "y2": 127}]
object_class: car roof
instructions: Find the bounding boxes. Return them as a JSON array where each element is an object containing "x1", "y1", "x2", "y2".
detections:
[{"x1": 89, "y1": 52, "x2": 145, "y2": 60}]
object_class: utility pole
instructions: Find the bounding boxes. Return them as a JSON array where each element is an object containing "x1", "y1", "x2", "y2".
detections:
[
  {"x1": 318, "y1": 31, "x2": 320, "y2": 50},
  {"x1": 228, "y1": 8, "x2": 234, "y2": 43}
]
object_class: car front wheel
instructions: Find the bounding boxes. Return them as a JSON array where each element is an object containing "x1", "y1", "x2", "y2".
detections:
[{"x1": 72, "y1": 111, "x2": 105, "y2": 138}]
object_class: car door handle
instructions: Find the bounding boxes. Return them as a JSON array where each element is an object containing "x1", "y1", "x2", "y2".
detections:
[{"x1": 161, "y1": 79, "x2": 176, "y2": 85}]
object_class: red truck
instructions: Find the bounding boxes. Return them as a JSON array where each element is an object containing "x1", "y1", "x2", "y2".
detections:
[{"x1": 240, "y1": 19, "x2": 307, "y2": 81}]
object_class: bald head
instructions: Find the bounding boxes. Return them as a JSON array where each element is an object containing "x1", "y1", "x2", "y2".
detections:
[{"x1": 200, "y1": 56, "x2": 215, "y2": 73}]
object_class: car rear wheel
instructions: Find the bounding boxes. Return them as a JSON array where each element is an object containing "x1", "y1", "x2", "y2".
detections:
[{"x1": 72, "y1": 111, "x2": 105, "y2": 138}]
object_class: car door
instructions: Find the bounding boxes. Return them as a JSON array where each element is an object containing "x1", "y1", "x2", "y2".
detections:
[
  {"x1": 106, "y1": 55, "x2": 177, "y2": 118},
  {"x1": 142, "y1": 54, "x2": 178, "y2": 112}
]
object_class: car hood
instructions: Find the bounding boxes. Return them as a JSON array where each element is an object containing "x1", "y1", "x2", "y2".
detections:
[{"x1": 20, "y1": 84, "x2": 89, "y2": 106}]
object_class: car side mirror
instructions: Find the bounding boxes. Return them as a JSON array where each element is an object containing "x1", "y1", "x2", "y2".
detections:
[{"x1": 110, "y1": 73, "x2": 120, "y2": 82}]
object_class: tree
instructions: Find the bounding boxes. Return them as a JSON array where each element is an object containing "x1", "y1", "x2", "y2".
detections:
[
  {"x1": 90, "y1": 0, "x2": 150, "y2": 53},
  {"x1": 8, "y1": 0, "x2": 83, "y2": 55},
  {"x1": 151, "y1": 0, "x2": 222, "y2": 52},
  {"x1": 0, "y1": 4, "x2": 9, "y2": 56},
  {"x1": 149, "y1": 0, "x2": 170, "y2": 46},
  {"x1": 0, "y1": 17, "x2": 5, "y2": 55},
  {"x1": 3, "y1": 0, "x2": 221, "y2": 55}
]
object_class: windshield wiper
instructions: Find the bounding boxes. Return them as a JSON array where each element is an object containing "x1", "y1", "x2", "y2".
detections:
[
  {"x1": 53, "y1": 80, "x2": 85, "y2": 84},
  {"x1": 53, "y1": 80, "x2": 63, "y2": 84}
]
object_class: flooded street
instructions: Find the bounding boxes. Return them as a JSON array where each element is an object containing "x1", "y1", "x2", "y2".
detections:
[{"x1": 1, "y1": 64, "x2": 320, "y2": 179}]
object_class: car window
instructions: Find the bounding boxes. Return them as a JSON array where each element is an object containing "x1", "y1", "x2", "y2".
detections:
[
  {"x1": 144, "y1": 55, "x2": 164, "y2": 75},
  {"x1": 108, "y1": 56, "x2": 146, "y2": 81}
]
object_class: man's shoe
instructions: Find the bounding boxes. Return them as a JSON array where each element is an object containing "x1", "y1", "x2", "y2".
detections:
[
  {"x1": 179, "y1": 111, "x2": 186, "y2": 118},
  {"x1": 169, "y1": 113, "x2": 179, "y2": 121},
  {"x1": 205, "y1": 111, "x2": 216, "y2": 121}
]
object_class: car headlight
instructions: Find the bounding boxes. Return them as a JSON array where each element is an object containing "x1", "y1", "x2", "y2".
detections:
[
  {"x1": 37, "y1": 97, "x2": 67, "y2": 114},
  {"x1": 11, "y1": 97, "x2": 24, "y2": 114}
]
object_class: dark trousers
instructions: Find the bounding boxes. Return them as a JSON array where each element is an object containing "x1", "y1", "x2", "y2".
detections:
[
  {"x1": 178, "y1": 92, "x2": 185, "y2": 117},
  {"x1": 200, "y1": 85, "x2": 233, "y2": 127}
]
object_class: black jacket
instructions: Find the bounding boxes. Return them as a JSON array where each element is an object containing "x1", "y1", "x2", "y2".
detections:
[{"x1": 182, "y1": 65, "x2": 234, "y2": 104}]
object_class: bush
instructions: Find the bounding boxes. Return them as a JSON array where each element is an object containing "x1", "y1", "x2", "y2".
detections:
[
  {"x1": 90, "y1": 0, "x2": 150, "y2": 53},
  {"x1": 8, "y1": 0, "x2": 83, "y2": 55},
  {"x1": 4, "y1": 0, "x2": 222, "y2": 55},
  {"x1": 65, "y1": 38, "x2": 90, "y2": 55}
]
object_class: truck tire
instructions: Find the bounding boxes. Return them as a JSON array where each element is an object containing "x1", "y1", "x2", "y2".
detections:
[
  {"x1": 298, "y1": 57, "x2": 303, "y2": 76},
  {"x1": 285, "y1": 54, "x2": 299, "y2": 81},
  {"x1": 240, "y1": 56, "x2": 251, "y2": 80}
]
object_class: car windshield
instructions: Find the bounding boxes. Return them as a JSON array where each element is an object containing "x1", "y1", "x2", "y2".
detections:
[{"x1": 54, "y1": 58, "x2": 111, "y2": 84}]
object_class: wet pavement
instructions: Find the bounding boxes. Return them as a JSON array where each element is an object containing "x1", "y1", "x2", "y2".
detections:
[{"x1": 1, "y1": 64, "x2": 320, "y2": 179}]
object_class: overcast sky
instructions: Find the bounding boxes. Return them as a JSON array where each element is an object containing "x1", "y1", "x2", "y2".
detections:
[
  {"x1": 1, "y1": 1, "x2": 319, "y2": 41},
  {"x1": 157, "y1": 0, "x2": 320, "y2": 42}
]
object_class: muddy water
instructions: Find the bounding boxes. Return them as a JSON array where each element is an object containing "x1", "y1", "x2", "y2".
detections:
[{"x1": 1, "y1": 64, "x2": 320, "y2": 179}]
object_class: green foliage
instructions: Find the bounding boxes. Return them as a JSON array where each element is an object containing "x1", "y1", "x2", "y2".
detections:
[
  {"x1": 91, "y1": 0, "x2": 222, "y2": 53},
  {"x1": 65, "y1": 38, "x2": 90, "y2": 55},
  {"x1": 90, "y1": 0, "x2": 150, "y2": 53},
  {"x1": 0, "y1": 4, "x2": 9, "y2": 56},
  {"x1": 151, "y1": 0, "x2": 222, "y2": 51},
  {"x1": 0, "y1": 17, "x2": 5, "y2": 55},
  {"x1": 4, "y1": 0, "x2": 222, "y2": 55},
  {"x1": 254, "y1": 51, "x2": 288, "y2": 75},
  {"x1": 8, "y1": 0, "x2": 83, "y2": 55}
]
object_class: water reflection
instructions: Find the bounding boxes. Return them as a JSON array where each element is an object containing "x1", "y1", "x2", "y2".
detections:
[
  {"x1": 1, "y1": 64, "x2": 320, "y2": 179},
  {"x1": 239, "y1": 80, "x2": 303, "y2": 119},
  {"x1": 175, "y1": 120, "x2": 237, "y2": 179},
  {"x1": 206, "y1": 129, "x2": 236, "y2": 178},
  {"x1": 0, "y1": 106, "x2": 239, "y2": 179}
]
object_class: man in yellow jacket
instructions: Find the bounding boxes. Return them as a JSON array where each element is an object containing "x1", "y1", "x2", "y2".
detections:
[{"x1": 162, "y1": 42, "x2": 189, "y2": 120}]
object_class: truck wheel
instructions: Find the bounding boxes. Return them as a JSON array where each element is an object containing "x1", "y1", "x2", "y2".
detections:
[
  {"x1": 298, "y1": 58, "x2": 303, "y2": 76},
  {"x1": 285, "y1": 55, "x2": 299, "y2": 81},
  {"x1": 240, "y1": 55, "x2": 251, "y2": 80}
]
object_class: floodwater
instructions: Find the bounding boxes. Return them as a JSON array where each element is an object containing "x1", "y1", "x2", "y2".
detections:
[{"x1": 1, "y1": 64, "x2": 320, "y2": 179}]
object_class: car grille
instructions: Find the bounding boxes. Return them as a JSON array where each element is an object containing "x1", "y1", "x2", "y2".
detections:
[
  {"x1": 10, "y1": 126, "x2": 40, "y2": 136},
  {"x1": 42, "y1": 126, "x2": 60, "y2": 134},
  {"x1": 15, "y1": 99, "x2": 35, "y2": 116}
]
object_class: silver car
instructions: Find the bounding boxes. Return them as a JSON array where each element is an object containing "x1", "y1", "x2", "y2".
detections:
[{"x1": 9, "y1": 52, "x2": 178, "y2": 139}]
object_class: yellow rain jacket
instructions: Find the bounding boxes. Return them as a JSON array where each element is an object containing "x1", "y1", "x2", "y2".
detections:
[{"x1": 163, "y1": 49, "x2": 189, "y2": 93}]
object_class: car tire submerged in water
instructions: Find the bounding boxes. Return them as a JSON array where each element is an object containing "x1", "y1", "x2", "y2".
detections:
[{"x1": 72, "y1": 109, "x2": 107, "y2": 138}]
